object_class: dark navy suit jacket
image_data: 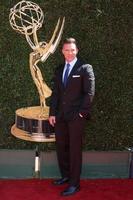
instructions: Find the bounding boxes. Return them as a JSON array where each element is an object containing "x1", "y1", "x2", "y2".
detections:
[{"x1": 49, "y1": 59, "x2": 95, "y2": 121}]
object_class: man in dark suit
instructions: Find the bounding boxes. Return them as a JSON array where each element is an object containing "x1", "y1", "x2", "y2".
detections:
[{"x1": 49, "y1": 38, "x2": 95, "y2": 196}]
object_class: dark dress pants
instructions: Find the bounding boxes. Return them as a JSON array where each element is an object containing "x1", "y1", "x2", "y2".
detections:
[{"x1": 55, "y1": 116, "x2": 85, "y2": 186}]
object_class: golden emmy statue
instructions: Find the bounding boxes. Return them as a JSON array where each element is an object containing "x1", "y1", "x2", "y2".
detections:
[{"x1": 9, "y1": 0, "x2": 65, "y2": 142}]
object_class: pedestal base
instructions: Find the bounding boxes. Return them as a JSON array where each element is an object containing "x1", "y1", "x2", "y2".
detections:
[
  {"x1": 11, "y1": 106, "x2": 56, "y2": 178},
  {"x1": 15, "y1": 106, "x2": 54, "y2": 137},
  {"x1": 11, "y1": 124, "x2": 55, "y2": 142}
]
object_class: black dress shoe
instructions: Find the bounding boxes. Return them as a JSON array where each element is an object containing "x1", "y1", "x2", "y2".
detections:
[
  {"x1": 61, "y1": 185, "x2": 80, "y2": 196},
  {"x1": 53, "y1": 177, "x2": 69, "y2": 185}
]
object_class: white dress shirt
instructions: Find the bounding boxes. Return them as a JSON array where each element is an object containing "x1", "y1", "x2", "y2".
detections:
[{"x1": 62, "y1": 57, "x2": 77, "y2": 82}]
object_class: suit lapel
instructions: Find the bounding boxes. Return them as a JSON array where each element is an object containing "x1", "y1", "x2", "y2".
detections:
[
  {"x1": 58, "y1": 64, "x2": 65, "y2": 88},
  {"x1": 58, "y1": 59, "x2": 82, "y2": 89},
  {"x1": 65, "y1": 59, "x2": 81, "y2": 87}
]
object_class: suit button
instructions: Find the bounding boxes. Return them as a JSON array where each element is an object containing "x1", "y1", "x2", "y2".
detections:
[{"x1": 63, "y1": 102, "x2": 66, "y2": 105}]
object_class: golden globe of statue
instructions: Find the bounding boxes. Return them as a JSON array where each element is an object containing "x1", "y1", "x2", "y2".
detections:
[{"x1": 9, "y1": 0, "x2": 44, "y2": 35}]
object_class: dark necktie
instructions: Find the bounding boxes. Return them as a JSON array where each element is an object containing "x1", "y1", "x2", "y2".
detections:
[{"x1": 63, "y1": 63, "x2": 70, "y2": 87}]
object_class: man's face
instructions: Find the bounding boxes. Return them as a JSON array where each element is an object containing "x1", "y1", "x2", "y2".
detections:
[{"x1": 62, "y1": 43, "x2": 78, "y2": 62}]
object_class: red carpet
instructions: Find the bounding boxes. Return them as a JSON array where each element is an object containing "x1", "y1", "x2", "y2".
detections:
[{"x1": 0, "y1": 179, "x2": 133, "y2": 200}]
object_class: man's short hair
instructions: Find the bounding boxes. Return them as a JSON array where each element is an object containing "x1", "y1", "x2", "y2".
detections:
[{"x1": 63, "y1": 38, "x2": 78, "y2": 47}]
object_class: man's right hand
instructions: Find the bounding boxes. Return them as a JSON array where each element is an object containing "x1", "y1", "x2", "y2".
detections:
[{"x1": 49, "y1": 116, "x2": 56, "y2": 127}]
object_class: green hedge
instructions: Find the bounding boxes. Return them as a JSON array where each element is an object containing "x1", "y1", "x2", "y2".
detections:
[{"x1": 0, "y1": 0, "x2": 132, "y2": 150}]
